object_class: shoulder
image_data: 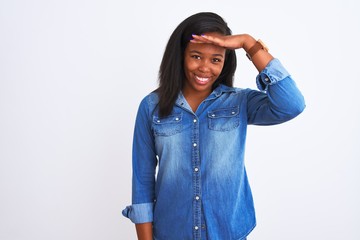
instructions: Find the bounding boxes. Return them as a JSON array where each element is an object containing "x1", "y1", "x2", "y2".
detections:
[
  {"x1": 218, "y1": 84, "x2": 252, "y2": 96},
  {"x1": 216, "y1": 85, "x2": 260, "y2": 106},
  {"x1": 137, "y1": 91, "x2": 159, "y2": 114},
  {"x1": 142, "y1": 91, "x2": 159, "y2": 104}
]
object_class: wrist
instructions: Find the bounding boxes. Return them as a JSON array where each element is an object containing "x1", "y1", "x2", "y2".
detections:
[
  {"x1": 242, "y1": 35, "x2": 257, "y2": 52},
  {"x1": 245, "y1": 39, "x2": 269, "y2": 61}
]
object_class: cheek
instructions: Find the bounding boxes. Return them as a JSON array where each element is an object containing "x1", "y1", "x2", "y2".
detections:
[
  {"x1": 184, "y1": 62, "x2": 198, "y2": 77},
  {"x1": 185, "y1": 59, "x2": 197, "y2": 70},
  {"x1": 184, "y1": 62, "x2": 194, "y2": 78},
  {"x1": 214, "y1": 64, "x2": 225, "y2": 76}
]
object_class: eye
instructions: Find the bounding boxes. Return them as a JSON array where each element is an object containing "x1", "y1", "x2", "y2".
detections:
[
  {"x1": 191, "y1": 55, "x2": 201, "y2": 60},
  {"x1": 212, "y1": 58, "x2": 222, "y2": 63}
]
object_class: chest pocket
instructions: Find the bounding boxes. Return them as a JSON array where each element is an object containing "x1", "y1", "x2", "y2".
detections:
[
  {"x1": 208, "y1": 106, "x2": 240, "y2": 131},
  {"x1": 153, "y1": 113, "x2": 183, "y2": 136}
]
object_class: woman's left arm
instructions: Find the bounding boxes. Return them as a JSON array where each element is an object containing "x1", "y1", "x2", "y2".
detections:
[
  {"x1": 246, "y1": 59, "x2": 305, "y2": 125},
  {"x1": 191, "y1": 34, "x2": 305, "y2": 125}
]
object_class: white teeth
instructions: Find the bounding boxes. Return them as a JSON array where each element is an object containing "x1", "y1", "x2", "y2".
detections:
[{"x1": 196, "y1": 76, "x2": 210, "y2": 82}]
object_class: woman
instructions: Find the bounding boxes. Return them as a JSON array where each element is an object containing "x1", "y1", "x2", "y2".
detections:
[{"x1": 123, "y1": 12, "x2": 305, "y2": 240}]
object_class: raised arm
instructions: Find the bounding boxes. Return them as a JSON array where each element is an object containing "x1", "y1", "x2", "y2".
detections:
[
  {"x1": 191, "y1": 33, "x2": 305, "y2": 125},
  {"x1": 191, "y1": 33, "x2": 273, "y2": 72}
]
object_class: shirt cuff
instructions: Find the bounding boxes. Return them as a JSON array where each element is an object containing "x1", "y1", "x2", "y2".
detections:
[
  {"x1": 256, "y1": 58, "x2": 290, "y2": 91},
  {"x1": 122, "y1": 202, "x2": 154, "y2": 224}
]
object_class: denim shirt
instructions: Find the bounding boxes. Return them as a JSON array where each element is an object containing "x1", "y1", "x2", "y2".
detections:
[{"x1": 122, "y1": 59, "x2": 305, "y2": 240}]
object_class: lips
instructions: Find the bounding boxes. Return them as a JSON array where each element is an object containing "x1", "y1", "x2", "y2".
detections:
[{"x1": 195, "y1": 75, "x2": 211, "y2": 85}]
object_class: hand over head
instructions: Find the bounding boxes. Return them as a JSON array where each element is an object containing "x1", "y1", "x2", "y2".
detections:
[{"x1": 191, "y1": 33, "x2": 253, "y2": 50}]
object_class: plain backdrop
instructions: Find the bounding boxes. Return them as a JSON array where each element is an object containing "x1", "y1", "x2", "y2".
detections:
[{"x1": 1, "y1": 0, "x2": 359, "y2": 239}]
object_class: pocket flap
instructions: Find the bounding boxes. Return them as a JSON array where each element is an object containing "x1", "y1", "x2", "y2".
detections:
[{"x1": 208, "y1": 106, "x2": 239, "y2": 119}]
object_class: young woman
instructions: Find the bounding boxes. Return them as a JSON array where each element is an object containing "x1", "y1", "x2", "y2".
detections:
[{"x1": 123, "y1": 12, "x2": 305, "y2": 240}]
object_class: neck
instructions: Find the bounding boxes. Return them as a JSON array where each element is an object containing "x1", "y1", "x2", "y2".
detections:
[{"x1": 182, "y1": 89, "x2": 211, "y2": 113}]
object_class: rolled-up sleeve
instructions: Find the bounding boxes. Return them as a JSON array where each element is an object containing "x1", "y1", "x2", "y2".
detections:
[
  {"x1": 122, "y1": 202, "x2": 154, "y2": 223},
  {"x1": 248, "y1": 58, "x2": 306, "y2": 125},
  {"x1": 256, "y1": 58, "x2": 291, "y2": 91},
  {"x1": 122, "y1": 96, "x2": 157, "y2": 223}
]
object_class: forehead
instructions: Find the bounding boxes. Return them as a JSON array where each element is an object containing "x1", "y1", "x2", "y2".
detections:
[
  {"x1": 186, "y1": 42, "x2": 226, "y2": 56},
  {"x1": 185, "y1": 32, "x2": 226, "y2": 55}
]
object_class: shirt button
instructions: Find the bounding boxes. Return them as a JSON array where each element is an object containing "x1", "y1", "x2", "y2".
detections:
[
  {"x1": 211, "y1": 114, "x2": 215, "y2": 117},
  {"x1": 193, "y1": 143, "x2": 197, "y2": 147},
  {"x1": 195, "y1": 195, "x2": 200, "y2": 201},
  {"x1": 194, "y1": 226, "x2": 199, "y2": 230},
  {"x1": 175, "y1": 117, "x2": 179, "y2": 121},
  {"x1": 157, "y1": 120, "x2": 160, "y2": 123},
  {"x1": 193, "y1": 119, "x2": 197, "y2": 123},
  {"x1": 194, "y1": 167, "x2": 199, "y2": 172},
  {"x1": 264, "y1": 77, "x2": 270, "y2": 82}
]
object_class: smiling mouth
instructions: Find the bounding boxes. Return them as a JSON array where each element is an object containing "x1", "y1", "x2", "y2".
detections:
[{"x1": 195, "y1": 75, "x2": 211, "y2": 84}]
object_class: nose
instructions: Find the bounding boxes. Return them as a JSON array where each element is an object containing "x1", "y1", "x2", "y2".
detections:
[{"x1": 198, "y1": 60, "x2": 210, "y2": 73}]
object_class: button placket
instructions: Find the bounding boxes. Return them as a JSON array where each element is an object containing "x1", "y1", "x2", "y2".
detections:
[{"x1": 192, "y1": 115, "x2": 201, "y2": 239}]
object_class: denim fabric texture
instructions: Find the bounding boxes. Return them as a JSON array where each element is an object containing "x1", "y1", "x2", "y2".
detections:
[{"x1": 122, "y1": 59, "x2": 305, "y2": 240}]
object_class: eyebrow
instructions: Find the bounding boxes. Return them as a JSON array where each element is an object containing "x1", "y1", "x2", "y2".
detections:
[{"x1": 189, "y1": 50, "x2": 224, "y2": 58}]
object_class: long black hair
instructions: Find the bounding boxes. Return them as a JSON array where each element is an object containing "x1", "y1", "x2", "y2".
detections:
[{"x1": 157, "y1": 12, "x2": 237, "y2": 117}]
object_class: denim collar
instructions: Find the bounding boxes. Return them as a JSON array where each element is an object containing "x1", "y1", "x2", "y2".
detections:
[
  {"x1": 175, "y1": 84, "x2": 235, "y2": 107},
  {"x1": 211, "y1": 84, "x2": 236, "y2": 97}
]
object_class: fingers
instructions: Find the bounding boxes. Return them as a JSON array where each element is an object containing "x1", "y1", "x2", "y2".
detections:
[
  {"x1": 190, "y1": 34, "x2": 225, "y2": 47},
  {"x1": 190, "y1": 34, "x2": 211, "y2": 43}
]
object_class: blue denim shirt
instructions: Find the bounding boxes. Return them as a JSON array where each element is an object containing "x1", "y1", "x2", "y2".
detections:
[{"x1": 122, "y1": 59, "x2": 305, "y2": 240}]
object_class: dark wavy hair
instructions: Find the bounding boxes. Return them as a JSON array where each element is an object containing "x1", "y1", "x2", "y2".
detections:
[{"x1": 157, "y1": 12, "x2": 237, "y2": 117}]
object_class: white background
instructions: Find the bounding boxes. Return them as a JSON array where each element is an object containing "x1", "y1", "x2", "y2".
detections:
[{"x1": 1, "y1": 0, "x2": 359, "y2": 239}]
